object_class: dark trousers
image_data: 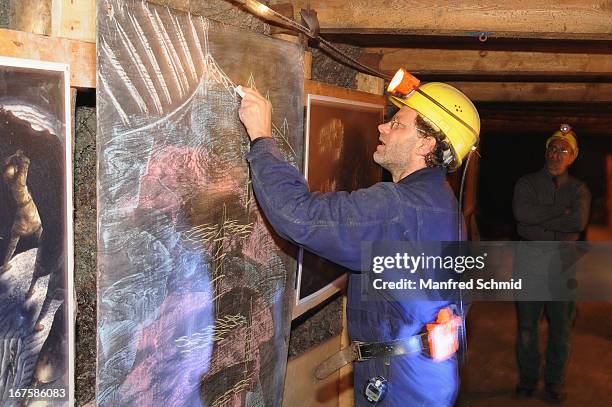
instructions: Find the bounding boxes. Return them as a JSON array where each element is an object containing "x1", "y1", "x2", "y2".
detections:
[{"x1": 516, "y1": 301, "x2": 576, "y2": 386}]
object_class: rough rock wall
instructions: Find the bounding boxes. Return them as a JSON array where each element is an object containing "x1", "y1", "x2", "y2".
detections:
[
  {"x1": 0, "y1": 0, "x2": 9, "y2": 28},
  {"x1": 311, "y1": 44, "x2": 361, "y2": 90},
  {"x1": 148, "y1": 0, "x2": 271, "y2": 34},
  {"x1": 73, "y1": 105, "x2": 97, "y2": 406}
]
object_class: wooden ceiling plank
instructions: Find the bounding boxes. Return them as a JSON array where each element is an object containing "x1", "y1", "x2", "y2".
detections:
[
  {"x1": 448, "y1": 82, "x2": 612, "y2": 102},
  {"x1": 370, "y1": 48, "x2": 612, "y2": 77},
  {"x1": 271, "y1": 0, "x2": 612, "y2": 40}
]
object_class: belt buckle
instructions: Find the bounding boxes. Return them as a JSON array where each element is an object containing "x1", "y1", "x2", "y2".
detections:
[
  {"x1": 354, "y1": 341, "x2": 373, "y2": 361},
  {"x1": 420, "y1": 333, "x2": 431, "y2": 357}
]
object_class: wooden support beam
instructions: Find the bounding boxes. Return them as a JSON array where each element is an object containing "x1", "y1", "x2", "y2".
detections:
[
  {"x1": 283, "y1": 336, "x2": 342, "y2": 407},
  {"x1": 0, "y1": 28, "x2": 96, "y2": 88},
  {"x1": 607, "y1": 155, "x2": 612, "y2": 228},
  {"x1": 369, "y1": 48, "x2": 612, "y2": 79},
  {"x1": 478, "y1": 103, "x2": 612, "y2": 136},
  {"x1": 8, "y1": 0, "x2": 96, "y2": 42},
  {"x1": 146, "y1": 0, "x2": 267, "y2": 25},
  {"x1": 448, "y1": 82, "x2": 612, "y2": 102},
  {"x1": 9, "y1": 0, "x2": 52, "y2": 35},
  {"x1": 339, "y1": 294, "x2": 354, "y2": 407},
  {"x1": 147, "y1": 0, "x2": 193, "y2": 11},
  {"x1": 304, "y1": 79, "x2": 386, "y2": 106},
  {"x1": 52, "y1": 0, "x2": 96, "y2": 43},
  {"x1": 481, "y1": 118, "x2": 611, "y2": 137},
  {"x1": 355, "y1": 73, "x2": 385, "y2": 95},
  {"x1": 271, "y1": 0, "x2": 612, "y2": 40},
  {"x1": 306, "y1": 80, "x2": 612, "y2": 104}
]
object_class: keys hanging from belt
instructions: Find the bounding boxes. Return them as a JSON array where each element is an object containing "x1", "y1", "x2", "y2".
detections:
[{"x1": 314, "y1": 307, "x2": 461, "y2": 380}]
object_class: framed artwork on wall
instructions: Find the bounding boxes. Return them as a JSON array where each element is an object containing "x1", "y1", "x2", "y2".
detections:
[
  {"x1": 294, "y1": 91, "x2": 385, "y2": 318},
  {"x1": 0, "y1": 56, "x2": 74, "y2": 406}
]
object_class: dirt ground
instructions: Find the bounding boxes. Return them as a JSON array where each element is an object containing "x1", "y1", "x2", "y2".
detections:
[{"x1": 457, "y1": 301, "x2": 612, "y2": 407}]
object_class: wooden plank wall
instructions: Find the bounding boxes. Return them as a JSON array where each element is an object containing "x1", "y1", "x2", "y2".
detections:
[{"x1": 0, "y1": 28, "x2": 95, "y2": 88}]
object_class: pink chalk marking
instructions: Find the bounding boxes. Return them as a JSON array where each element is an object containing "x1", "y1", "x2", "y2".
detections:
[{"x1": 120, "y1": 291, "x2": 213, "y2": 405}]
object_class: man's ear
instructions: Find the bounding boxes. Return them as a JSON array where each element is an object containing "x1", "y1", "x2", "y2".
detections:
[
  {"x1": 569, "y1": 149, "x2": 577, "y2": 165},
  {"x1": 417, "y1": 136, "x2": 436, "y2": 156}
]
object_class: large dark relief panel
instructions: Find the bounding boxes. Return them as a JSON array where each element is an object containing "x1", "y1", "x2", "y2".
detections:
[{"x1": 96, "y1": 1, "x2": 303, "y2": 406}]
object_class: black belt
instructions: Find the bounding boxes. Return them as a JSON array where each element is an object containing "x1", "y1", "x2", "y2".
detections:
[{"x1": 314, "y1": 334, "x2": 427, "y2": 380}]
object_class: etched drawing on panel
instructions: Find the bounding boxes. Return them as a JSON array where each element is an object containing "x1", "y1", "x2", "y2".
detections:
[{"x1": 97, "y1": 1, "x2": 304, "y2": 405}]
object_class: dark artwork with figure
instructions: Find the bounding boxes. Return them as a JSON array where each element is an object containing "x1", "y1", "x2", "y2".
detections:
[
  {"x1": 297, "y1": 95, "x2": 383, "y2": 309},
  {"x1": 97, "y1": 1, "x2": 303, "y2": 406},
  {"x1": 0, "y1": 57, "x2": 73, "y2": 405}
]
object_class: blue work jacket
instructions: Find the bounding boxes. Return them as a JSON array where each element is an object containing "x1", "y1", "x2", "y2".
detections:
[{"x1": 247, "y1": 139, "x2": 463, "y2": 406}]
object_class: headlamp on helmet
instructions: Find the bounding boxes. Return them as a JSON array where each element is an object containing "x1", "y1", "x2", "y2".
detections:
[{"x1": 546, "y1": 123, "x2": 578, "y2": 158}]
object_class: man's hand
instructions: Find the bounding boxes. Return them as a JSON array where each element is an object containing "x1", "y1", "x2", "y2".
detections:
[{"x1": 238, "y1": 87, "x2": 272, "y2": 141}]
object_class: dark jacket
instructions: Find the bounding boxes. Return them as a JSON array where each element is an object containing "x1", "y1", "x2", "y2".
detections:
[{"x1": 513, "y1": 168, "x2": 591, "y2": 241}]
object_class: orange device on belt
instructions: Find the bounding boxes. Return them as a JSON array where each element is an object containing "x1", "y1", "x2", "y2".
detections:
[{"x1": 427, "y1": 307, "x2": 461, "y2": 361}]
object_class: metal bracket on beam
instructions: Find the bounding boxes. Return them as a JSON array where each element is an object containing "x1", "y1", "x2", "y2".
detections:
[{"x1": 300, "y1": 8, "x2": 320, "y2": 41}]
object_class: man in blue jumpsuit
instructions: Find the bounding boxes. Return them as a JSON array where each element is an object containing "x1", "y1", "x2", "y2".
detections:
[{"x1": 238, "y1": 80, "x2": 480, "y2": 406}]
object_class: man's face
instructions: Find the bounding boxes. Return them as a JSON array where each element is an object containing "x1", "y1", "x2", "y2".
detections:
[
  {"x1": 374, "y1": 106, "x2": 420, "y2": 172},
  {"x1": 545, "y1": 138, "x2": 575, "y2": 176}
]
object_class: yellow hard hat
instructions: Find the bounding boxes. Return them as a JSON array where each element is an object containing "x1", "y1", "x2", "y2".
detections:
[
  {"x1": 546, "y1": 124, "x2": 578, "y2": 158},
  {"x1": 389, "y1": 82, "x2": 480, "y2": 171}
]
